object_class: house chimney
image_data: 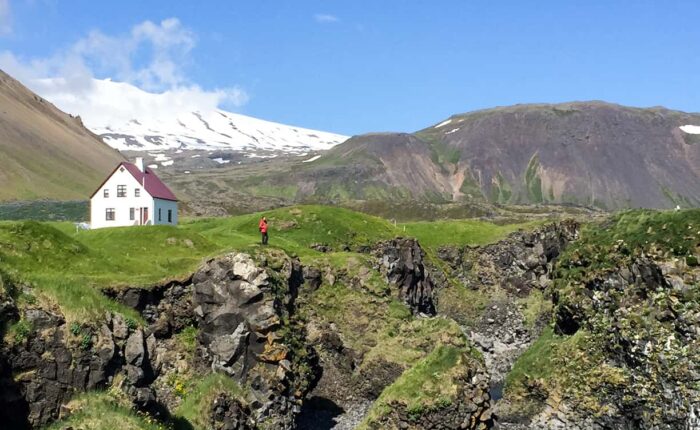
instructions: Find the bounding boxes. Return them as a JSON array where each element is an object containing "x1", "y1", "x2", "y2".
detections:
[{"x1": 135, "y1": 157, "x2": 144, "y2": 172}]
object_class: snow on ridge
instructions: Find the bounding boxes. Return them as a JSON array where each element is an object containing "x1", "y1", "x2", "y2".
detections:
[
  {"x1": 303, "y1": 155, "x2": 322, "y2": 163},
  {"x1": 70, "y1": 78, "x2": 349, "y2": 154},
  {"x1": 445, "y1": 128, "x2": 461, "y2": 135},
  {"x1": 435, "y1": 119, "x2": 452, "y2": 128},
  {"x1": 680, "y1": 125, "x2": 700, "y2": 134}
]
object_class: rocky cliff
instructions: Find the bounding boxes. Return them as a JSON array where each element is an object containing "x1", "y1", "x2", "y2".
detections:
[{"x1": 0, "y1": 251, "x2": 312, "y2": 429}]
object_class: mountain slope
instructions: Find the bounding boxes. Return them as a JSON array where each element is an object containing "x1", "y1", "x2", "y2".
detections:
[
  {"x1": 42, "y1": 78, "x2": 349, "y2": 156},
  {"x1": 0, "y1": 70, "x2": 124, "y2": 201},
  {"x1": 208, "y1": 101, "x2": 700, "y2": 210},
  {"x1": 416, "y1": 101, "x2": 700, "y2": 209}
]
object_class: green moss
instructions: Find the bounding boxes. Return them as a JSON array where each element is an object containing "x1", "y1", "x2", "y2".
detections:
[
  {"x1": 505, "y1": 327, "x2": 567, "y2": 392},
  {"x1": 359, "y1": 345, "x2": 476, "y2": 428},
  {"x1": 518, "y1": 290, "x2": 552, "y2": 329},
  {"x1": 174, "y1": 373, "x2": 244, "y2": 430},
  {"x1": 0, "y1": 205, "x2": 401, "y2": 323},
  {"x1": 47, "y1": 391, "x2": 166, "y2": 430},
  {"x1": 555, "y1": 209, "x2": 700, "y2": 284},
  {"x1": 176, "y1": 325, "x2": 199, "y2": 356}
]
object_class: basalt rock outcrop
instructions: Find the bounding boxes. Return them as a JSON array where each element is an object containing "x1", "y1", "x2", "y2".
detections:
[
  {"x1": 0, "y1": 306, "x2": 160, "y2": 428},
  {"x1": 530, "y1": 256, "x2": 700, "y2": 430},
  {"x1": 374, "y1": 237, "x2": 437, "y2": 315},
  {"x1": 192, "y1": 252, "x2": 309, "y2": 429},
  {"x1": 0, "y1": 250, "x2": 314, "y2": 429},
  {"x1": 438, "y1": 220, "x2": 580, "y2": 295}
]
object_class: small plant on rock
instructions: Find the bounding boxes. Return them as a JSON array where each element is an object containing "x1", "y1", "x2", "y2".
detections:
[
  {"x1": 70, "y1": 321, "x2": 82, "y2": 336},
  {"x1": 80, "y1": 332, "x2": 92, "y2": 351}
]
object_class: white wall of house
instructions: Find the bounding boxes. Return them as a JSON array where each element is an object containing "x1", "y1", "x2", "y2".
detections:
[
  {"x1": 153, "y1": 198, "x2": 178, "y2": 226},
  {"x1": 90, "y1": 166, "x2": 154, "y2": 229}
]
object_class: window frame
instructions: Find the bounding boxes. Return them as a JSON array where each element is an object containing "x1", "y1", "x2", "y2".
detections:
[
  {"x1": 158, "y1": 208, "x2": 162, "y2": 222},
  {"x1": 103, "y1": 189, "x2": 109, "y2": 198},
  {"x1": 105, "y1": 208, "x2": 115, "y2": 221},
  {"x1": 117, "y1": 185, "x2": 127, "y2": 198},
  {"x1": 167, "y1": 209, "x2": 172, "y2": 223},
  {"x1": 129, "y1": 208, "x2": 135, "y2": 221},
  {"x1": 135, "y1": 188, "x2": 140, "y2": 197}
]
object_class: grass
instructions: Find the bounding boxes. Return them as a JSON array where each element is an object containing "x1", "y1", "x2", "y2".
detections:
[
  {"x1": 358, "y1": 345, "x2": 476, "y2": 428},
  {"x1": 518, "y1": 290, "x2": 552, "y2": 329},
  {"x1": 399, "y1": 218, "x2": 540, "y2": 251},
  {"x1": 0, "y1": 202, "x2": 547, "y2": 328},
  {"x1": 0, "y1": 205, "x2": 399, "y2": 322},
  {"x1": 436, "y1": 284, "x2": 492, "y2": 327},
  {"x1": 47, "y1": 391, "x2": 166, "y2": 430},
  {"x1": 554, "y1": 209, "x2": 700, "y2": 285},
  {"x1": 174, "y1": 373, "x2": 245, "y2": 430},
  {"x1": 504, "y1": 327, "x2": 567, "y2": 392}
]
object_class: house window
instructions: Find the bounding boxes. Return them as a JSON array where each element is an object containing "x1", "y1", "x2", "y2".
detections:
[
  {"x1": 168, "y1": 209, "x2": 172, "y2": 223},
  {"x1": 158, "y1": 208, "x2": 162, "y2": 221},
  {"x1": 135, "y1": 188, "x2": 140, "y2": 197},
  {"x1": 103, "y1": 189, "x2": 109, "y2": 198},
  {"x1": 130, "y1": 208, "x2": 135, "y2": 221},
  {"x1": 105, "y1": 208, "x2": 115, "y2": 221},
  {"x1": 117, "y1": 185, "x2": 127, "y2": 197}
]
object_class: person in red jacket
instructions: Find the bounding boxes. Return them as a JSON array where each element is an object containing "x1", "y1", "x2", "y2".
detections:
[{"x1": 259, "y1": 216, "x2": 268, "y2": 245}]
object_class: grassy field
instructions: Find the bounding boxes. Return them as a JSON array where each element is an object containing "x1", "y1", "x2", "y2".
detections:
[
  {"x1": 0, "y1": 205, "x2": 537, "y2": 323},
  {"x1": 399, "y1": 218, "x2": 541, "y2": 251}
]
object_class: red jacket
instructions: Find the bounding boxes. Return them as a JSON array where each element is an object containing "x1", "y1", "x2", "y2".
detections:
[{"x1": 259, "y1": 219, "x2": 268, "y2": 233}]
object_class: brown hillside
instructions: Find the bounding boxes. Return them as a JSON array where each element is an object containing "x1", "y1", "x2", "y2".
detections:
[
  {"x1": 228, "y1": 101, "x2": 700, "y2": 210},
  {"x1": 0, "y1": 70, "x2": 124, "y2": 201}
]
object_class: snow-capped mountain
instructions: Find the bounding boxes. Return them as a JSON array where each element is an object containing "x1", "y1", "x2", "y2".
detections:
[
  {"x1": 35, "y1": 77, "x2": 349, "y2": 156},
  {"x1": 96, "y1": 108, "x2": 348, "y2": 154}
]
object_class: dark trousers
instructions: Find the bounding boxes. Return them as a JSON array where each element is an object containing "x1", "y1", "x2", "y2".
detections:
[{"x1": 261, "y1": 232, "x2": 268, "y2": 245}]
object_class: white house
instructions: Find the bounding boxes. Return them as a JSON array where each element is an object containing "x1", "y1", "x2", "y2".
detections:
[{"x1": 90, "y1": 157, "x2": 178, "y2": 229}]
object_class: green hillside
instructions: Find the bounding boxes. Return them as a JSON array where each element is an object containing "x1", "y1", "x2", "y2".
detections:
[{"x1": 0, "y1": 205, "x2": 534, "y2": 323}]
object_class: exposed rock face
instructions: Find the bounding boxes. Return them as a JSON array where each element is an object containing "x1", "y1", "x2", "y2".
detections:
[
  {"x1": 105, "y1": 279, "x2": 195, "y2": 339},
  {"x1": 439, "y1": 220, "x2": 580, "y2": 295},
  {"x1": 0, "y1": 251, "x2": 312, "y2": 429},
  {"x1": 192, "y1": 252, "x2": 307, "y2": 429},
  {"x1": 536, "y1": 257, "x2": 700, "y2": 429},
  {"x1": 209, "y1": 392, "x2": 253, "y2": 430},
  {"x1": 439, "y1": 221, "x2": 580, "y2": 389},
  {"x1": 375, "y1": 237, "x2": 437, "y2": 315},
  {"x1": 0, "y1": 309, "x2": 152, "y2": 428}
]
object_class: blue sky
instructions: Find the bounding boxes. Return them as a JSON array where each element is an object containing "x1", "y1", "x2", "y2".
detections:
[{"x1": 1, "y1": 0, "x2": 699, "y2": 135}]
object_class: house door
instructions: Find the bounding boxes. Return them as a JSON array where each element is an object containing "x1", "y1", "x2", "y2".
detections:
[{"x1": 142, "y1": 207, "x2": 149, "y2": 225}]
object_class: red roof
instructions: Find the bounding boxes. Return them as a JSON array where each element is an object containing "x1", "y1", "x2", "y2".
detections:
[
  {"x1": 91, "y1": 162, "x2": 178, "y2": 201},
  {"x1": 122, "y1": 162, "x2": 178, "y2": 201}
]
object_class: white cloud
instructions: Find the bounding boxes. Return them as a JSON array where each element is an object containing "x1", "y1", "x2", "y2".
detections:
[
  {"x1": 0, "y1": 17, "x2": 249, "y2": 122},
  {"x1": 30, "y1": 77, "x2": 248, "y2": 127},
  {"x1": 314, "y1": 14, "x2": 339, "y2": 24},
  {"x1": 0, "y1": 0, "x2": 11, "y2": 35}
]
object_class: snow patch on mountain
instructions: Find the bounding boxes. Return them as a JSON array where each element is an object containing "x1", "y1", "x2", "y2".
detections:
[
  {"x1": 680, "y1": 125, "x2": 700, "y2": 134},
  {"x1": 37, "y1": 77, "x2": 349, "y2": 154}
]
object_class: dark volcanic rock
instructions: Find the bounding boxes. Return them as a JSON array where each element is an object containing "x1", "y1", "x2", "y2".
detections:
[
  {"x1": 192, "y1": 252, "x2": 309, "y2": 429},
  {"x1": 374, "y1": 237, "x2": 437, "y2": 315}
]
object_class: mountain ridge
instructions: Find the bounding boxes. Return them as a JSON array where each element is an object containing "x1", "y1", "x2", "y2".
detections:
[
  {"x1": 178, "y1": 100, "x2": 700, "y2": 211},
  {"x1": 0, "y1": 69, "x2": 125, "y2": 201}
]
